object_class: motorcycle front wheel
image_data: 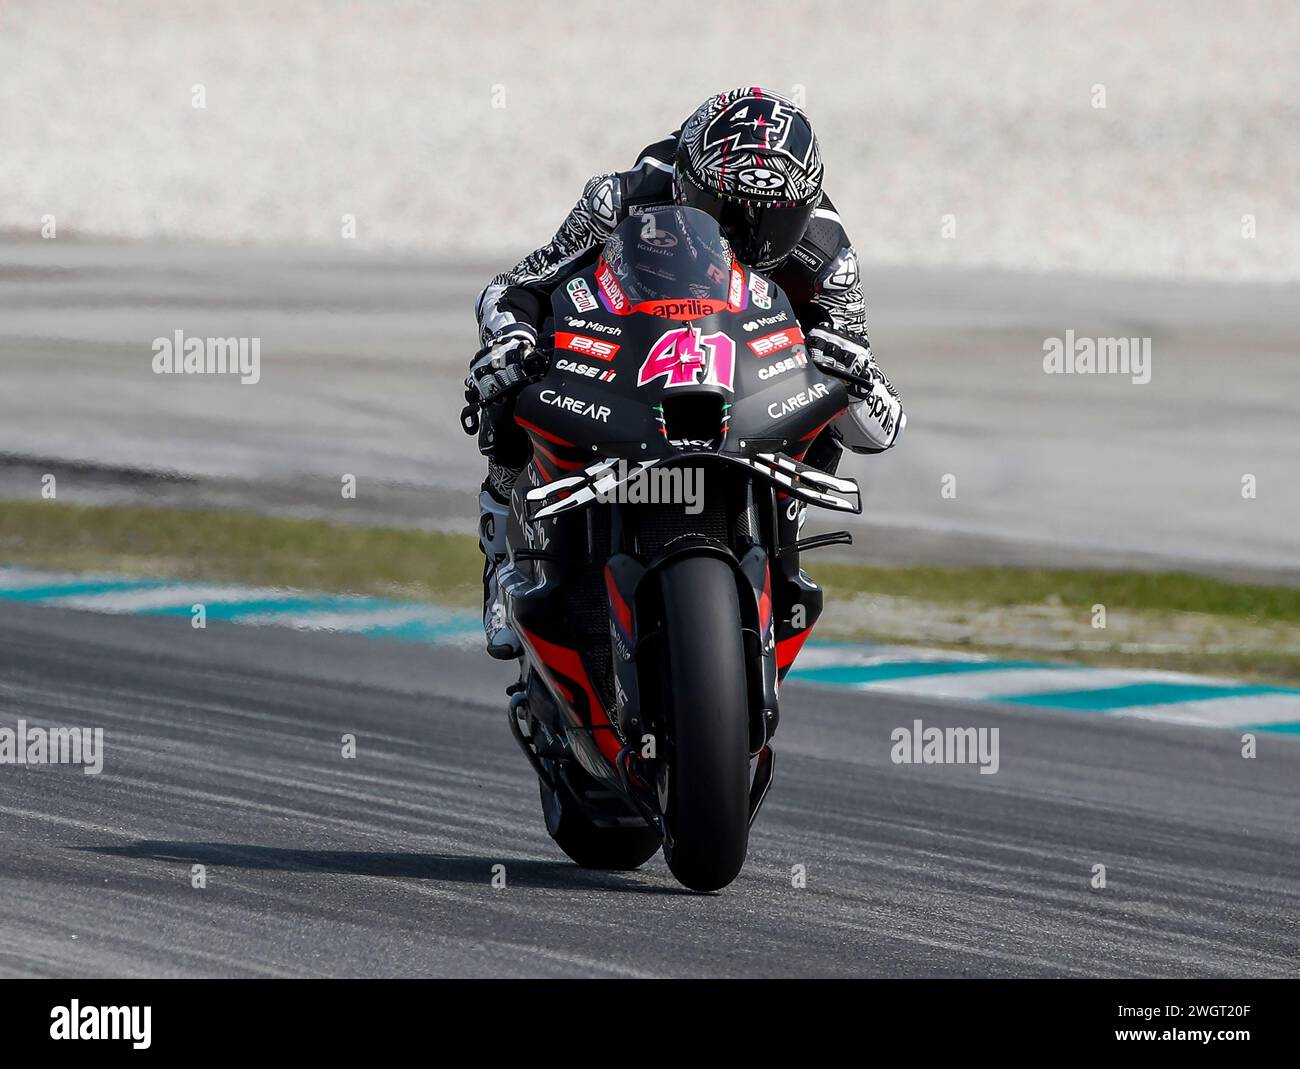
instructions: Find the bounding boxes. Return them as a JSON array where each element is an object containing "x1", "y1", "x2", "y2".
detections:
[{"x1": 656, "y1": 553, "x2": 751, "y2": 892}]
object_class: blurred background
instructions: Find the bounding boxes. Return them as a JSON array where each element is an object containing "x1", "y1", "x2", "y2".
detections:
[{"x1": 2, "y1": 0, "x2": 1298, "y2": 660}]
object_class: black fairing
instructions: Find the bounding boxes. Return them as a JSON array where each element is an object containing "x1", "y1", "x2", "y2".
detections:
[
  {"x1": 514, "y1": 267, "x2": 847, "y2": 458},
  {"x1": 505, "y1": 208, "x2": 844, "y2": 815}
]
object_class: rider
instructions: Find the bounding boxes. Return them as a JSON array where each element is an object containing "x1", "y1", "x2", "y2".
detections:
[{"x1": 468, "y1": 87, "x2": 905, "y2": 658}]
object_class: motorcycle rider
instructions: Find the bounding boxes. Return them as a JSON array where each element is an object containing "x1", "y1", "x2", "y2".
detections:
[{"x1": 467, "y1": 87, "x2": 905, "y2": 658}]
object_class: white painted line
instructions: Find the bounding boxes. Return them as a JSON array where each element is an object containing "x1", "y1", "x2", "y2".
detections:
[
  {"x1": 233, "y1": 606, "x2": 451, "y2": 632},
  {"x1": 857, "y1": 667, "x2": 1163, "y2": 701},
  {"x1": 47, "y1": 585, "x2": 284, "y2": 612},
  {"x1": 796, "y1": 645, "x2": 989, "y2": 670},
  {"x1": 1112, "y1": 693, "x2": 1300, "y2": 728}
]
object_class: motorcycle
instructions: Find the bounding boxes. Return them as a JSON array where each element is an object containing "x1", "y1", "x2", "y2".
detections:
[{"x1": 466, "y1": 206, "x2": 868, "y2": 892}]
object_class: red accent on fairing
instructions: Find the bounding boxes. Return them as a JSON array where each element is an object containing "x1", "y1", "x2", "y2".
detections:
[
  {"x1": 520, "y1": 626, "x2": 621, "y2": 762},
  {"x1": 727, "y1": 261, "x2": 747, "y2": 312},
  {"x1": 627, "y1": 297, "x2": 729, "y2": 320},
  {"x1": 759, "y1": 565, "x2": 772, "y2": 636},
  {"x1": 605, "y1": 564, "x2": 633, "y2": 636},
  {"x1": 514, "y1": 416, "x2": 574, "y2": 447},
  {"x1": 792, "y1": 407, "x2": 849, "y2": 462},
  {"x1": 800, "y1": 407, "x2": 848, "y2": 441},
  {"x1": 777, "y1": 628, "x2": 813, "y2": 672},
  {"x1": 595, "y1": 260, "x2": 627, "y2": 312},
  {"x1": 533, "y1": 437, "x2": 583, "y2": 473},
  {"x1": 531, "y1": 452, "x2": 553, "y2": 484}
]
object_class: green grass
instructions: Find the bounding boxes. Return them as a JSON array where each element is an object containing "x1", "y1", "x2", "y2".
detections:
[
  {"x1": 3, "y1": 500, "x2": 1297, "y2": 683},
  {"x1": 817, "y1": 563, "x2": 1300, "y2": 624},
  {"x1": 0, "y1": 501, "x2": 482, "y2": 606}
]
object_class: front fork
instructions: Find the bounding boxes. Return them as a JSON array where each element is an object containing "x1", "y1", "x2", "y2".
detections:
[{"x1": 602, "y1": 518, "x2": 823, "y2": 758}]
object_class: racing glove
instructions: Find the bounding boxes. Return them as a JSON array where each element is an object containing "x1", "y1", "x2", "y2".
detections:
[
  {"x1": 806, "y1": 326, "x2": 906, "y2": 453},
  {"x1": 465, "y1": 325, "x2": 542, "y2": 406}
]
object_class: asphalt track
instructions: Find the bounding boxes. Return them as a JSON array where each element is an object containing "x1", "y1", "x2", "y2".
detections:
[{"x1": 2, "y1": 601, "x2": 1296, "y2": 978}]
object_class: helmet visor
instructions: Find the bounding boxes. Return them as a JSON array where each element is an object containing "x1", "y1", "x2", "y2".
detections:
[{"x1": 679, "y1": 178, "x2": 817, "y2": 270}]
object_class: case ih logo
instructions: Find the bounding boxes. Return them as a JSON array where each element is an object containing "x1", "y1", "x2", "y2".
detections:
[
  {"x1": 747, "y1": 327, "x2": 803, "y2": 357},
  {"x1": 556, "y1": 331, "x2": 620, "y2": 362}
]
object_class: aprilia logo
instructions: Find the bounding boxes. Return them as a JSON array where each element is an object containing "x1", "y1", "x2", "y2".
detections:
[{"x1": 637, "y1": 298, "x2": 723, "y2": 319}]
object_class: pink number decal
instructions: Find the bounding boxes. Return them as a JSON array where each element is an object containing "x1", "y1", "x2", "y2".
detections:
[
  {"x1": 701, "y1": 333, "x2": 735, "y2": 391},
  {"x1": 638, "y1": 328, "x2": 736, "y2": 392}
]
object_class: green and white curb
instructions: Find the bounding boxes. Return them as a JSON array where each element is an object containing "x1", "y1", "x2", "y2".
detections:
[
  {"x1": 4, "y1": 569, "x2": 1297, "y2": 734},
  {"x1": 0, "y1": 568, "x2": 479, "y2": 645},
  {"x1": 788, "y1": 644, "x2": 1300, "y2": 734}
]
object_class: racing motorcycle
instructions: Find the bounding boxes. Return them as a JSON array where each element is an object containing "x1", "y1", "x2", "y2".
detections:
[{"x1": 465, "y1": 207, "x2": 868, "y2": 892}]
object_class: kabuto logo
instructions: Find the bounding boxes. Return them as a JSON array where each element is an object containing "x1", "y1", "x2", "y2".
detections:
[
  {"x1": 566, "y1": 277, "x2": 598, "y2": 312},
  {"x1": 638, "y1": 229, "x2": 677, "y2": 250},
  {"x1": 738, "y1": 166, "x2": 786, "y2": 192}
]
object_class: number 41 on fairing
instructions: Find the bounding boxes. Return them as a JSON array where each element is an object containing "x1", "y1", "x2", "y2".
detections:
[{"x1": 637, "y1": 327, "x2": 737, "y2": 391}]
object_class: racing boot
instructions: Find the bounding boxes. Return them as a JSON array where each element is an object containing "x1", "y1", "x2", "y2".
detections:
[{"x1": 478, "y1": 483, "x2": 522, "y2": 660}]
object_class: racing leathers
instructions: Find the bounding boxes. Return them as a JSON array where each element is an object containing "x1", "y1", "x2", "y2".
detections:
[{"x1": 471, "y1": 134, "x2": 905, "y2": 657}]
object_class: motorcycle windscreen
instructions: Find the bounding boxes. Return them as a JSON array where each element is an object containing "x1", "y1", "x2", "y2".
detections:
[{"x1": 595, "y1": 206, "x2": 746, "y2": 319}]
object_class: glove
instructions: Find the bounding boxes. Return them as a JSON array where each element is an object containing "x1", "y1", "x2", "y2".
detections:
[
  {"x1": 806, "y1": 326, "x2": 905, "y2": 452},
  {"x1": 805, "y1": 327, "x2": 876, "y2": 397},
  {"x1": 466, "y1": 325, "x2": 542, "y2": 406}
]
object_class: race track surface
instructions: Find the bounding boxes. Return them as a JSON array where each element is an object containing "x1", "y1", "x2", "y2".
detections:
[{"x1": 2, "y1": 602, "x2": 1295, "y2": 978}]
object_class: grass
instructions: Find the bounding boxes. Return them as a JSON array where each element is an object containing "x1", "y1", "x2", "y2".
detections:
[
  {"x1": 816, "y1": 563, "x2": 1300, "y2": 625},
  {"x1": 0, "y1": 501, "x2": 482, "y2": 606},
  {"x1": 2, "y1": 500, "x2": 1297, "y2": 683}
]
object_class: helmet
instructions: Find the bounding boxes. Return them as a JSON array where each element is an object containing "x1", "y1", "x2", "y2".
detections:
[{"x1": 674, "y1": 88, "x2": 823, "y2": 271}]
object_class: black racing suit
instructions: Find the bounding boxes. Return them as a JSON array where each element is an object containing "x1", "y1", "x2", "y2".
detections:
[{"x1": 473, "y1": 133, "x2": 884, "y2": 497}]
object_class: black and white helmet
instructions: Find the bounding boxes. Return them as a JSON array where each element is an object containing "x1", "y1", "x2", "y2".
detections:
[{"x1": 674, "y1": 88, "x2": 824, "y2": 271}]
